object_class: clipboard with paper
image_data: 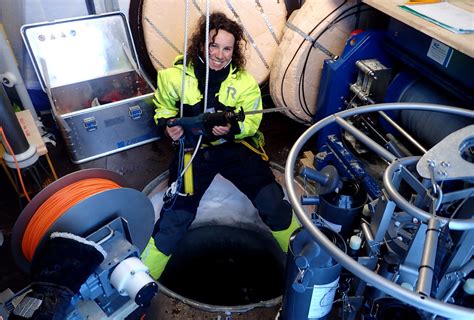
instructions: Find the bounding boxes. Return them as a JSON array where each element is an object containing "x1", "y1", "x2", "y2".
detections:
[{"x1": 400, "y1": 2, "x2": 474, "y2": 34}]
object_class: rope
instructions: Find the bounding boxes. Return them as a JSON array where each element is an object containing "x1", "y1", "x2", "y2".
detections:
[
  {"x1": 237, "y1": 140, "x2": 269, "y2": 161},
  {"x1": 179, "y1": 0, "x2": 190, "y2": 118},
  {"x1": 165, "y1": 0, "x2": 211, "y2": 203},
  {"x1": 180, "y1": 0, "x2": 209, "y2": 173},
  {"x1": 22, "y1": 178, "x2": 120, "y2": 261}
]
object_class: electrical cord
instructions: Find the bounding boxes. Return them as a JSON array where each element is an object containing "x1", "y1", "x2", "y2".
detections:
[
  {"x1": 279, "y1": 0, "x2": 349, "y2": 124},
  {"x1": 22, "y1": 178, "x2": 121, "y2": 261},
  {"x1": 298, "y1": 1, "x2": 350, "y2": 117},
  {"x1": 279, "y1": 1, "x2": 374, "y2": 123},
  {"x1": 162, "y1": 137, "x2": 185, "y2": 210},
  {"x1": 0, "y1": 127, "x2": 31, "y2": 202},
  {"x1": 298, "y1": 5, "x2": 373, "y2": 118}
]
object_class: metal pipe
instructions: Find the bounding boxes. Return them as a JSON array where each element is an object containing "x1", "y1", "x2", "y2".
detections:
[
  {"x1": 285, "y1": 103, "x2": 474, "y2": 318},
  {"x1": 361, "y1": 222, "x2": 377, "y2": 256},
  {"x1": 384, "y1": 158, "x2": 474, "y2": 230},
  {"x1": 377, "y1": 110, "x2": 427, "y2": 154},
  {"x1": 0, "y1": 24, "x2": 39, "y2": 123},
  {"x1": 416, "y1": 218, "x2": 441, "y2": 296},
  {"x1": 361, "y1": 222, "x2": 374, "y2": 243},
  {"x1": 0, "y1": 85, "x2": 29, "y2": 154},
  {"x1": 335, "y1": 116, "x2": 397, "y2": 162}
]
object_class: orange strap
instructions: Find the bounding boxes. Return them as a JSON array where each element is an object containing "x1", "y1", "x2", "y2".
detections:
[{"x1": 22, "y1": 178, "x2": 120, "y2": 261}]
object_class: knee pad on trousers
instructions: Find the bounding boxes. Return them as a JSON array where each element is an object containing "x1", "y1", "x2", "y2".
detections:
[
  {"x1": 141, "y1": 238, "x2": 171, "y2": 280},
  {"x1": 271, "y1": 213, "x2": 300, "y2": 253},
  {"x1": 253, "y1": 183, "x2": 293, "y2": 230}
]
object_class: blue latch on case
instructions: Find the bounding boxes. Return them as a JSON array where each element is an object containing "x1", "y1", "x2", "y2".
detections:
[
  {"x1": 83, "y1": 117, "x2": 98, "y2": 132},
  {"x1": 129, "y1": 105, "x2": 142, "y2": 120}
]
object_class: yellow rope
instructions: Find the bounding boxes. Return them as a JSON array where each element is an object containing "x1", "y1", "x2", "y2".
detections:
[
  {"x1": 45, "y1": 153, "x2": 58, "y2": 180},
  {"x1": 237, "y1": 140, "x2": 269, "y2": 161}
]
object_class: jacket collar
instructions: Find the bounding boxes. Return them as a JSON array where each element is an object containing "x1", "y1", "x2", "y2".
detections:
[{"x1": 172, "y1": 55, "x2": 237, "y2": 78}]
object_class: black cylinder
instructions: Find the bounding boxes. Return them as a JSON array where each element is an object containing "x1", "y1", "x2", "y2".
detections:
[
  {"x1": 0, "y1": 85, "x2": 30, "y2": 155},
  {"x1": 318, "y1": 180, "x2": 367, "y2": 237},
  {"x1": 388, "y1": 72, "x2": 472, "y2": 148}
]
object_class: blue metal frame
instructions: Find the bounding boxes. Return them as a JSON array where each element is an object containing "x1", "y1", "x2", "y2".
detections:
[
  {"x1": 313, "y1": 31, "x2": 391, "y2": 149},
  {"x1": 315, "y1": 135, "x2": 382, "y2": 200}
]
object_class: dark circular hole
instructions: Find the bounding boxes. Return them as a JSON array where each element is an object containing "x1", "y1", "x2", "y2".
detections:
[
  {"x1": 460, "y1": 138, "x2": 474, "y2": 164},
  {"x1": 339, "y1": 180, "x2": 360, "y2": 197},
  {"x1": 159, "y1": 225, "x2": 286, "y2": 306},
  {"x1": 375, "y1": 298, "x2": 424, "y2": 320},
  {"x1": 324, "y1": 180, "x2": 367, "y2": 210}
]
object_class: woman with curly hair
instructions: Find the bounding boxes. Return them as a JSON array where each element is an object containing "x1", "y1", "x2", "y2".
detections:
[{"x1": 142, "y1": 12, "x2": 298, "y2": 280}]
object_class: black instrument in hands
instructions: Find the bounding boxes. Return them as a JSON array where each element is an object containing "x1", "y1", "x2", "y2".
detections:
[{"x1": 167, "y1": 109, "x2": 245, "y2": 145}]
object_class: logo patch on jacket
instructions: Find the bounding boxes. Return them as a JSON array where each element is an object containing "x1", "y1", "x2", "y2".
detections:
[{"x1": 226, "y1": 86, "x2": 236, "y2": 100}]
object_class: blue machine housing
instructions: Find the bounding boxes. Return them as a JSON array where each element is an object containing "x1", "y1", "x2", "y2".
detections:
[
  {"x1": 313, "y1": 31, "x2": 392, "y2": 148},
  {"x1": 309, "y1": 18, "x2": 473, "y2": 201},
  {"x1": 384, "y1": 19, "x2": 474, "y2": 105},
  {"x1": 314, "y1": 20, "x2": 473, "y2": 149}
]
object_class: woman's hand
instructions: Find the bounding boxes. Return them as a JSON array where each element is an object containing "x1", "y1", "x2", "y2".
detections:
[
  {"x1": 212, "y1": 123, "x2": 231, "y2": 136},
  {"x1": 165, "y1": 125, "x2": 184, "y2": 141}
]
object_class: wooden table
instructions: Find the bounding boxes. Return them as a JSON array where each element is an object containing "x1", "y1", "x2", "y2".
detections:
[{"x1": 363, "y1": 0, "x2": 474, "y2": 58}]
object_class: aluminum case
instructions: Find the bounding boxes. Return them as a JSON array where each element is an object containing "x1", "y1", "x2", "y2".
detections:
[{"x1": 22, "y1": 12, "x2": 159, "y2": 164}]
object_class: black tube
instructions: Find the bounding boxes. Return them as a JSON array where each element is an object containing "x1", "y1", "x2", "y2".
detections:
[
  {"x1": 284, "y1": 0, "x2": 303, "y2": 18},
  {"x1": 85, "y1": 0, "x2": 96, "y2": 14},
  {"x1": 0, "y1": 85, "x2": 30, "y2": 155}
]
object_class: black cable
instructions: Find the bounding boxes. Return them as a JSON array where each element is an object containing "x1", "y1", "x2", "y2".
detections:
[
  {"x1": 29, "y1": 165, "x2": 43, "y2": 191},
  {"x1": 355, "y1": 0, "x2": 363, "y2": 29},
  {"x1": 37, "y1": 157, "x2": 53, "y2": 182},
  {"x1": 282, "y1": 1, "x2": 347, "y2": 119},
  {"x1": 12, "y1": 168, "x2": 24, "y2": 210},
  {"x1": 84, "y1": 0, "x2": 96, "y2": 14},
  {"x1": 297, "y1": 7, "x2": 374, "y2": 119},
  {"x1": 298, "y1": 1, "x2": 351, "y2": 116},
  {"x1": 278, "y1": 1, "x2": 349, "y2": 124},
  {"x1": 298, "y1": 4, "x2": 371, "y2": 116},
  {"x1": 279, "y1": 1, "x2": 371, "y2": 123}
]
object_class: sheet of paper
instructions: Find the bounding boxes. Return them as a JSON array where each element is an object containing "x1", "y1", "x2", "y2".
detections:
[{"x1": 400, "y1": 2, "x2": 474, "y2": 33}]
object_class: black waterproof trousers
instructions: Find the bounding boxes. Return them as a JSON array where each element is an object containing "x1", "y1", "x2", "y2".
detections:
[{"x1": 153, "y1": 142, "x2": 292, "y2": 255}]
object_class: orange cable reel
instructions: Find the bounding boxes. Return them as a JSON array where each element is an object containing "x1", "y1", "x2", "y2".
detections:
[{"x1": 21, "y1": 178, "x2": 121, "y2": 262}]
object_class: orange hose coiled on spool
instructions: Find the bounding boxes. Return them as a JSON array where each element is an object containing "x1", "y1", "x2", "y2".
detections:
[{"x1": 22, "y1": 178, "x2": 121, "y2": 262}]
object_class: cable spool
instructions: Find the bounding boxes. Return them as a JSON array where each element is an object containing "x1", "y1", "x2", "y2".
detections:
[
  {"x1": 21, "y1": 178, "x2": 121, "y2": 262},
  {"x1": 12, "y1": 169, "x2": 155, "y2": 272}
]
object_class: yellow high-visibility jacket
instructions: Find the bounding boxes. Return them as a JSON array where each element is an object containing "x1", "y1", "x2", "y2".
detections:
[{"x1": 153, "y1": 55, "x2": 263, "y2": 141}]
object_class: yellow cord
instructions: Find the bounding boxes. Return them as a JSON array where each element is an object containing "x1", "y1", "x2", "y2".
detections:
[
  {"x1": 237, "y1": 140, "x2": 269, "y2": 161},
  {"x1": 45, "y1": 153, "x2": 58, "y2": 180}
]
